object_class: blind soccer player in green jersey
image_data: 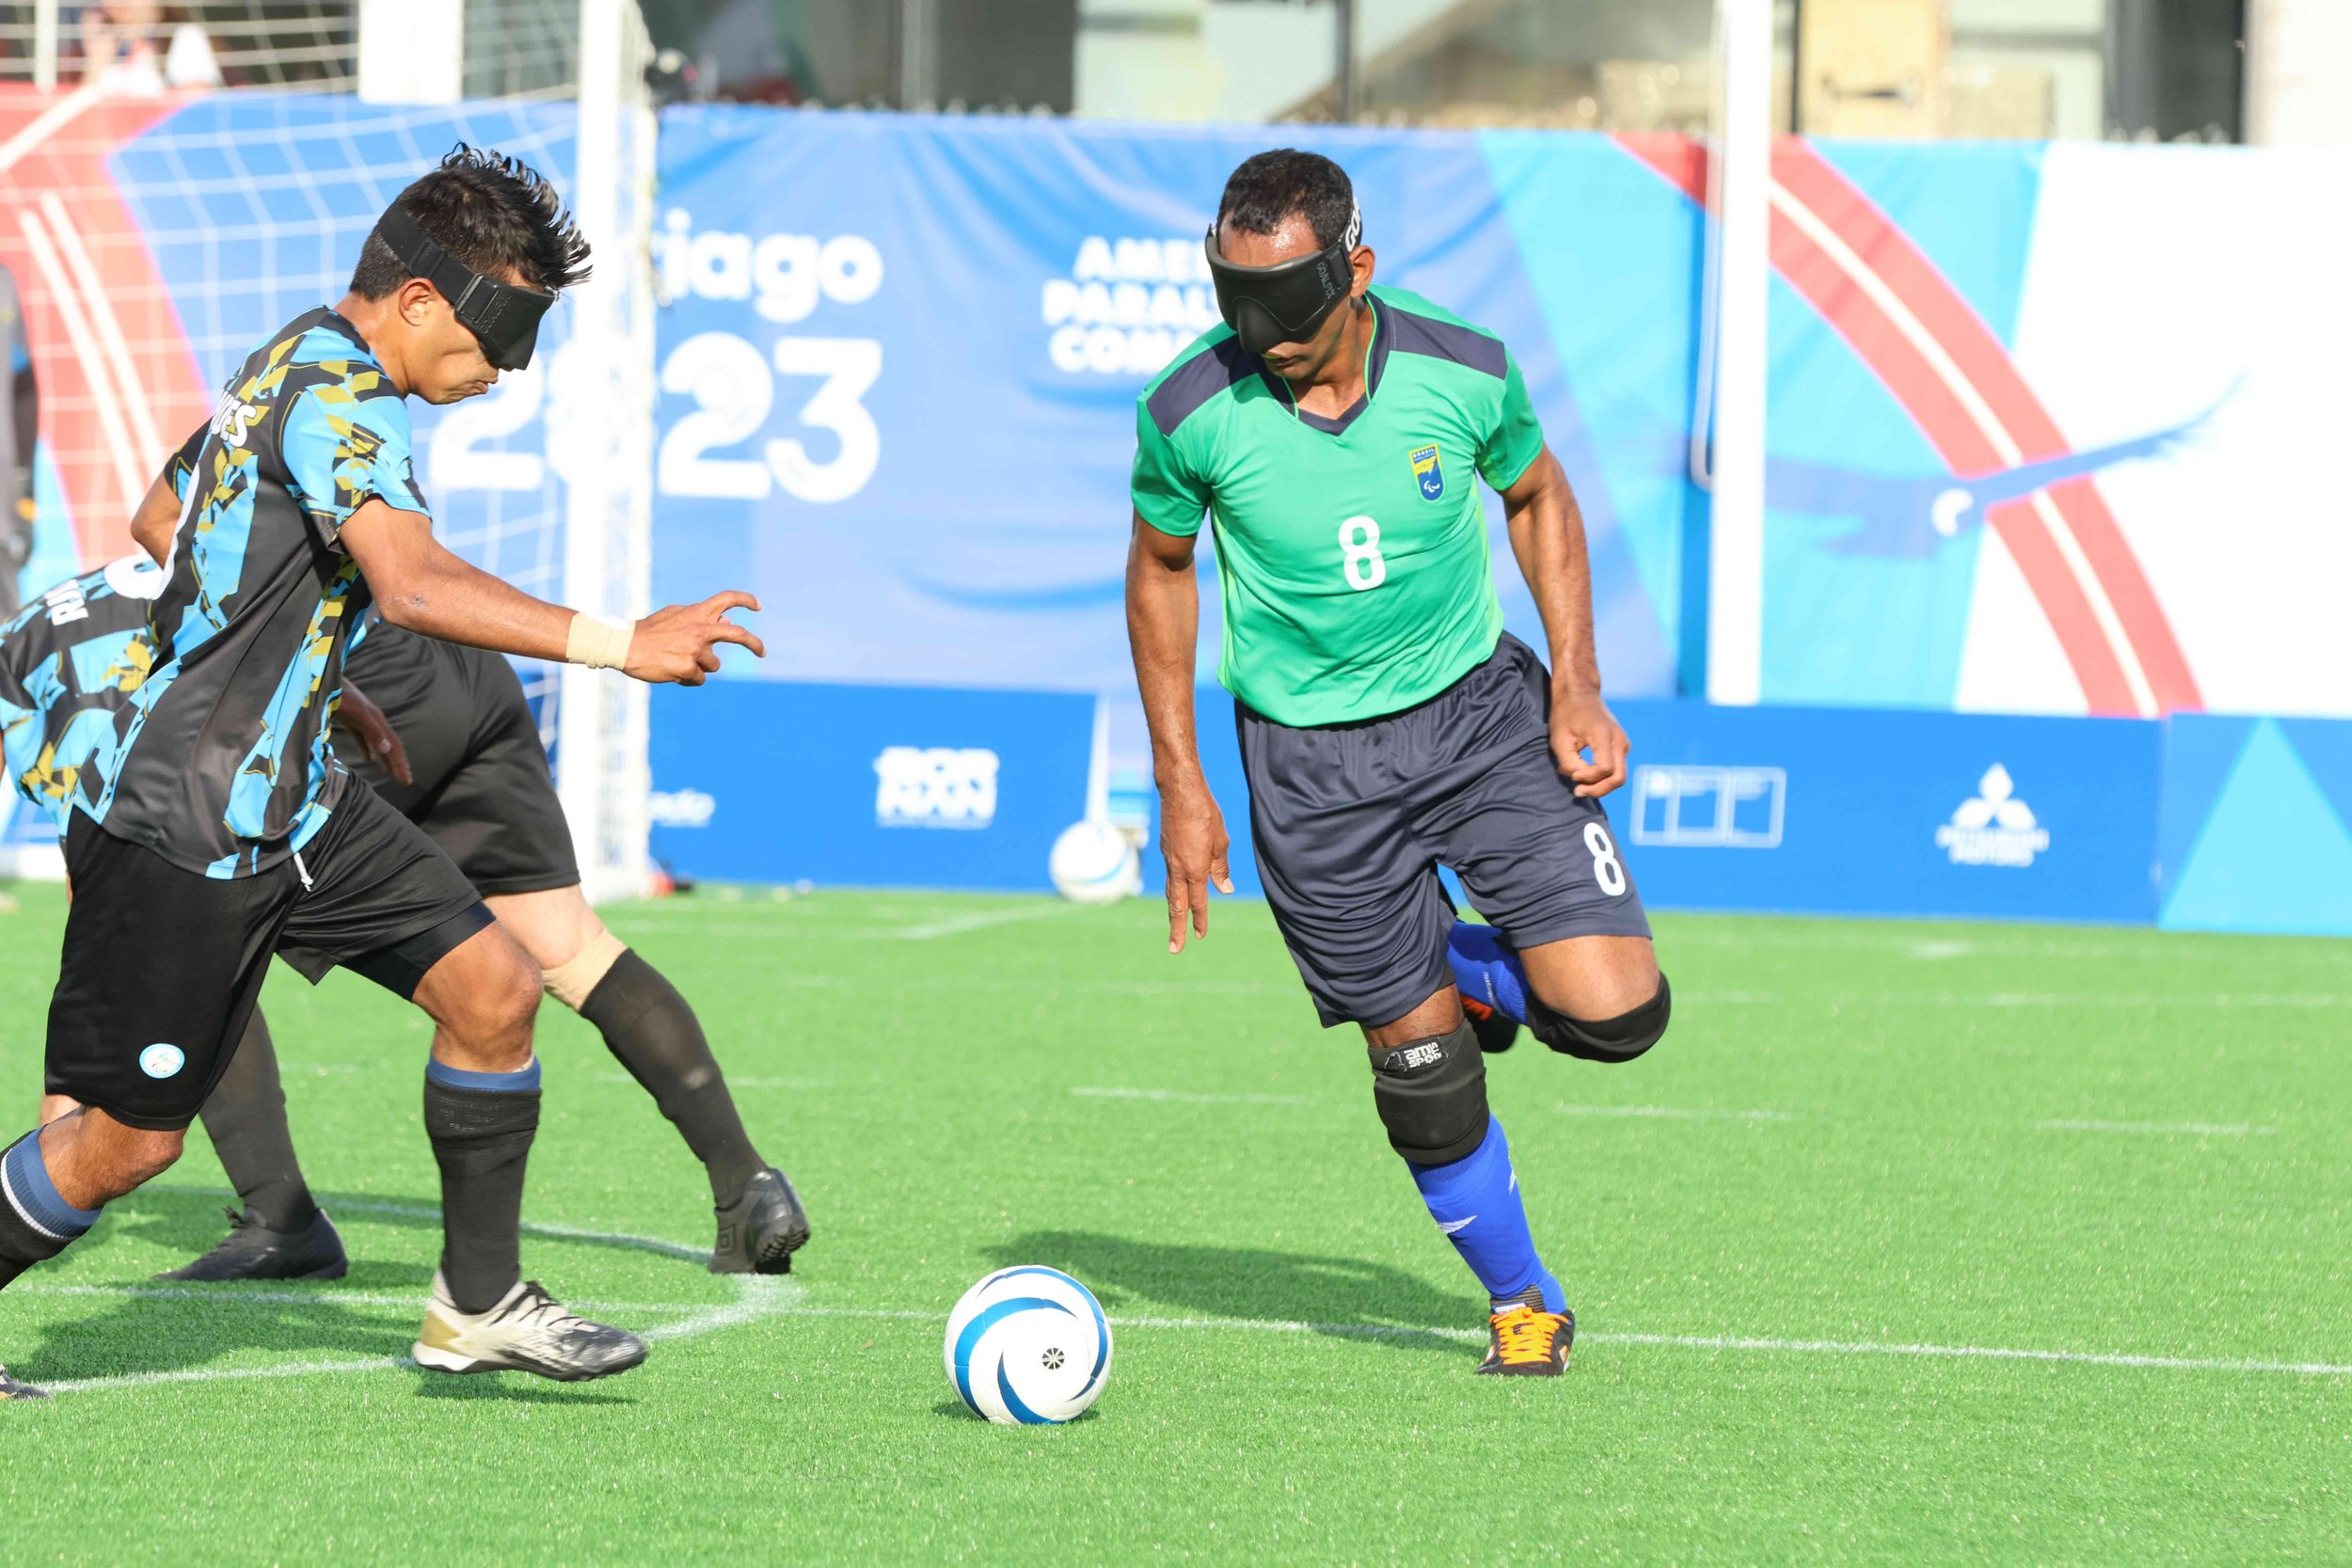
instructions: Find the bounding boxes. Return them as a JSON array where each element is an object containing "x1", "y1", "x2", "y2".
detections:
[
  {"x1": 1127, "y1": 150, "x2": 1671, "y2": 1377},
  {"x1": 0, "y1": 148, "x2": 763, "y2": 1399},
  {"x1": 24, "y1": 579, "x2": 811, "y2": 1284}
]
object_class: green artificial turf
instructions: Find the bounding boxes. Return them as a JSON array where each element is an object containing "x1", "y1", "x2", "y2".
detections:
[{"x1": 0, "y1": 881, "x2": 2346, "y2": 1563}]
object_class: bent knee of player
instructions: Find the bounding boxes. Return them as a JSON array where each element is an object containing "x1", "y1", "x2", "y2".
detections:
[
  {"x1": 485, "y1": 885, "x2": 606, "y2": 974},
  {"x1": 117, "y1": 1125, "x2": 187, "y2": 1187},
  {"x1": 1519, "y1": 934, "x2": 1661, "y2": 1022},
  {"x1": 53, "y1": 1113, "x2": 185, "y2": 1205},
  {"x1": 418, "y1": 927, "x2": 543, "y2": 1063}
]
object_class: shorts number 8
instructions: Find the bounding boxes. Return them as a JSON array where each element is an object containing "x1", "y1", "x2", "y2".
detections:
[
  {"x1": 1338, "y1": 515, "x2": 1387, "y2": 592},
  {"x1": 1583, "y1": 821, "x2": 1628, "y2": 897}
]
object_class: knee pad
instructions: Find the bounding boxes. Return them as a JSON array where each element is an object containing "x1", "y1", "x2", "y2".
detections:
[
  {"x1": 1367, "y1": 1020, "x2": 1489, "y2": 1166},
  {"x1": 1529, "y1": 974, "x2": 1672, "y2": 1064}
]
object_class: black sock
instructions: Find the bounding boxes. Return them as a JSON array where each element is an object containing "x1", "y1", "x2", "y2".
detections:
[
  {"x1": 196, "y1": 1010, "x2": 319, "y2": 1233},
  {"x1": 422, "y1": 1062, "x2": 541, "y2": 1315},
  {"x1": 1, "y1": 1130, "x2": 100, "y2": 1290},
  {"x1": 580, "y1": 950, "x2": 764, "y2": 1206}
]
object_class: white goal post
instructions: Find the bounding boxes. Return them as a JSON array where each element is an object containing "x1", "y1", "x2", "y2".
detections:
[{"x1": 551, "y1": 0, "x2": 660, "y2": 903}]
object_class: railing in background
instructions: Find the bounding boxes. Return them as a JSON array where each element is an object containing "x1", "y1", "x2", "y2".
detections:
[{"x1": 0, "y1": 2, "x2": 356, "y2": 91}]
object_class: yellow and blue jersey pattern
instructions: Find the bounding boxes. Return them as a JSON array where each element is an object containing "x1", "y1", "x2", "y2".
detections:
[
  {"x1": 99, "y1": 307, "x2": 426, "y2": 879},
  {"x1": 0, "y1": 559, "x2": 166, "y2": 833}
]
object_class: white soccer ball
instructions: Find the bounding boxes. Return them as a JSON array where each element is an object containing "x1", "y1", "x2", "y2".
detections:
[
  {"x1": 944, "y1": 1265, "x2": 1113, "y2": 1425},
  {"x1": 1048, "y1": 819, "x2": 1138, "y2": 905}
]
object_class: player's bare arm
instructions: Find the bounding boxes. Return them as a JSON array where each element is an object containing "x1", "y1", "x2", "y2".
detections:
[
  {"x1": 1124, "y1": 510, "x2": 1231, "y2": 952},
  {"x1": 333, "y1": 677, "x2": 412, "y2": 786},
  {"x1": 338, "y1": 499, "x2": 765, "y2": 686},
  {"x1": 1500, "y1": 446, "x2": 1628, "y2": 798},
  {"x1": 127, "y1": 460, "x2": 181, "y2": 566}
]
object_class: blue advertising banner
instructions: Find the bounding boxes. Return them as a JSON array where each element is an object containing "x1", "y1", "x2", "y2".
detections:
[
  {"x1": 1183, "y1": 690, "x2": 2165, "y2": 924},
  {"x1": 647, "y1": 109, "x2": 1692, "y2": 758},
  {"x1": 1607, "y1": 701, "x2": 2162, "y2": 923},
  {"x1": 646, "y1": 680, "x2": 1095, "y2": 892}
]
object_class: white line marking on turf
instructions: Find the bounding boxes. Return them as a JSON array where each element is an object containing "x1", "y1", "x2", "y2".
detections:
[
  {"x1": 325, "y1": 1199, "x2": 713, "y2": 1263},
  {"x1": 596, "y1": 1071, "x2": 831, "y2": 1092},
  {"x1": 722, "y1": 1305, "x2": 2352, "y2": 1379},
  {"x1": 890, "y1": 906, "x2": 1073, "y2": 942},
  {"x1": 1070, "y1": 1086, "x2": 1311, "y2": 1106},
  {"x1": 15, "y1": 1284, "x2": 719, "y2": 1315},
  {"x1": 37, "y1": 1275, "x2": 800, "y2": 1397},
  {"x1": 2036, "y1": 1119, "x2": 2279, "y2": 1137},
  {"x1": 1553, "y1": 1103, "x2": 1791, "y2": 1122},
  {"x1": 25, "y1": 1283, "x2": 2348, "y2": 1388}
]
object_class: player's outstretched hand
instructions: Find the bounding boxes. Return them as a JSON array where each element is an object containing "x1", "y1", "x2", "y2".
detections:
[
  {"x1": 1160, "y1": 783, "x2": 1233, "y2": 954},
  {"x1": 1551, "y1": 684, "x2": 1629, "y2": 798},
  {"x1": 623, "y1": 592, "x2": 767, "y2": 686}
]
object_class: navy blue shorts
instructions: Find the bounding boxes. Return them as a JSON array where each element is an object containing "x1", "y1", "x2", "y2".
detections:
[{"x1": 1236, "y1": 633, "x2": 1651, "y2": 1028}]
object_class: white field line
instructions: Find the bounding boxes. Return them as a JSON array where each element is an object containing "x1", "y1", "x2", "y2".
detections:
[
  {"x1": 1554, "y1": 1103, "x2": 1790, "y2": 1122},
  {"x1": 889, "y1": 905, "x2": 1076, "y2": 942},
  {"x1": 596, "y1": 1071, "x2": 832, "y2": 1091},
  {"x1": 24, "y1": 1284, "x2": 2349, "y2": 1390},
  {"x1": 295, "y1": 1197, "x2": 713, "y2": 1264},
  {"x1": 15, "y1": 1283, "x2": 716, "y2": 1315},
  {"x1": 2037, "y1": 1119, "x2": 2279, "y2": 1137},
  {"x1": 38, "y1": 1274, "x2": 795, "y2": 1396},
  {"x1": 1071, "y1": 1086, "x2": 1311, "y2": 1106},
  {"x1": 675, "y1": 1304, "x2": 2352, "y2": 1380}
]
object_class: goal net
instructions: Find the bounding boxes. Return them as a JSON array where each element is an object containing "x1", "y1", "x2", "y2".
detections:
[{"x1": 0, "y1": 0, "x2": 659, "y2": 900}]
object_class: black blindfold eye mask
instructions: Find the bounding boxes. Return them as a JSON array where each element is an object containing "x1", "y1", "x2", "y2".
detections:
[
  {"x1": 1203, "y1": 202, "x2": 1363, "y2": 357},
  {"x1": 371, "y1": 205, "x2": 557, "y2": 372}
]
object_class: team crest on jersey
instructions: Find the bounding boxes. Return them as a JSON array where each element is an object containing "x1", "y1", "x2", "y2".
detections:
[{"x1": 1408, "y1": 443, "x2": 1444, "y2": 500}]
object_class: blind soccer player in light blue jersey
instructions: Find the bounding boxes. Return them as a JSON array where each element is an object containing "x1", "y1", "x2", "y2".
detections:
[
  {"x1": 1127, "y1": 150, "x2": 1672, "y2": 1377},
  {"x1": 0, "y1": 147, "x2": 764, "y2": 1399},
  {"x1": 17, "y1": 565, "x2": 811, "y2": 1286}
]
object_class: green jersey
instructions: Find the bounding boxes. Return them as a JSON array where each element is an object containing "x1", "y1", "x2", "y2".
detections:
[{"x1": 1131, "y1": 285, "x2": 1544, "y2": 727}]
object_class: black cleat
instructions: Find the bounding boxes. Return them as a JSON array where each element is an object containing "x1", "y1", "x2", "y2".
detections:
[
  {"x1": 155, "y1": 1207, "x2": 349, "y2": 1283},
  {"x1": 1464, "y1": 996, "x2": 1520, "y2": 1054},
  {"x1": 710, "y1": 1167, "x2": 809, "y2": 1275},
  {"x1": 0, "y1": 1363, "x2": 46, "y2": 1400}
]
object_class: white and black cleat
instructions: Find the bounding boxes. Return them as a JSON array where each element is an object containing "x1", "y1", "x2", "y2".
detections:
[
  {"x1": 0, "y1": 1362, "x2": 46, "y2": 1400},
  {"x1": 411, "y1": 1274, "x2": 647, "y2": 1382},
  {"x1": 710, "y1": 1167, "x2": 810, "y2": 1275}
]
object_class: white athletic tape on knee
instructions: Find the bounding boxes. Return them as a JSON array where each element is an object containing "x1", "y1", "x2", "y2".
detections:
[{"x1": 543, "y1": 930, "x2": 628, "y2": 1011}]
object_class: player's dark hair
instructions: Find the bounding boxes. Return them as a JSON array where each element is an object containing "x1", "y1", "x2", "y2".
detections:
[
  {"x1": 1216, "y1": 150, "x2": 1357, "y2": 250},
  {"x1": 349, "y1": 143, "x2": 592, "y2": 300}
]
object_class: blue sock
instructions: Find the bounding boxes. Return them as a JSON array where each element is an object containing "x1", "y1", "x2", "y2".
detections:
[
  {"x1": 1407, "y1": 1117, "x2": 1564, "y2": 1313},
  {"x1": 1447, "y1": 922, "x2": 1530, "y2": 1023},
  {"x1": 1, "y1": 1130, "x2": 103, "y2": 1288}
]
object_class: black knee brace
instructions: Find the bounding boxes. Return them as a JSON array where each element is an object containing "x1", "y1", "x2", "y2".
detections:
[
  {"x1": 1367, "y1": 1020, "x2": 1489, "y2": 1166},
  {"x1": 1528, "y1": 974, "x2": 1672, "y2": 1064}
]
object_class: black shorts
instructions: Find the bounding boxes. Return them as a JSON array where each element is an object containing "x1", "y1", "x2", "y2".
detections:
[
  {"x1": 46, "y1": 787, "x2": 492, "y2": 1130},
  {"x1": 341, "y1": 624, "x2": 579, "y2": 897},
  {"x1": 1237, "y1": 633, "x2": 1652, "y2": 1028}
]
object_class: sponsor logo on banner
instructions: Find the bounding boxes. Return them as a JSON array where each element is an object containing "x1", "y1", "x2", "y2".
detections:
[
  {"x1": 1630, "y1": 766, "x2": 1787, "y2": 848},
  {"x1": 1935, "y1": 764, "x2": 2049, "y2": 867},
  {"x1": 875, "y1": 746, "x2": 999, "y2": 830},
  {"x1": 647, "y1": 788, "x2": 717, "y2": 829},
  {"x1": 1041, "y1": 236, "x2": 1223, "y2": 377},
  {"x1": 1409, "y1": 443, "x2": 1444, "y2": 500}
]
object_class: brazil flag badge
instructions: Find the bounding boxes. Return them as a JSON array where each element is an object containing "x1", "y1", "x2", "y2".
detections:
[{"x1": 1409, "y1": 443, "x2": 1444, "y2": 500}]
